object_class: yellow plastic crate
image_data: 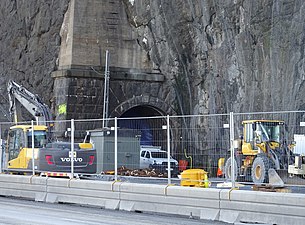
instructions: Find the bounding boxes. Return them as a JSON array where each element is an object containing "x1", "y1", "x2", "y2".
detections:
[{"x1": 180, "y1": 169, "x2": 209, "y2": 188}]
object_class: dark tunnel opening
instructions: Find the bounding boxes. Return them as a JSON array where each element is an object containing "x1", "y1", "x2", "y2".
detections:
[{"x1": 118, "y1": 105, "x2": 165, "y2": 147}]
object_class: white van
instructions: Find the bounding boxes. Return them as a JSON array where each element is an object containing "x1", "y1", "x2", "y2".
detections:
[{"x1": 140, "y1": 146, "x2": 178, "y2": 175}]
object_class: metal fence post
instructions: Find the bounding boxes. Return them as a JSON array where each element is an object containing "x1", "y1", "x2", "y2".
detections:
[
  {"x1": 70, "y1": 119, "x2": 75, "y2": 178},
  {"x1": 0, "y1": 138, "x2": 2, "y2": 173},
  {"x1": 31, "y1": 120, "x2": 35, "y2": 175},
  {"x1": 167, "y1": 115, "x2": 171, "y2": 185},
  {"x1": 229, "y1": 112, "x2": 235, "y2": 188},
  {"x1": 0, "y1": 124, "x2": 2, "y2": 173},
  {"x1": 114, "y1": 117, "x2": 118, "y2": 182}
]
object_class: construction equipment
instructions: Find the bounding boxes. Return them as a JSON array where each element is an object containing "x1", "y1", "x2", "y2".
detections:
[
  {"x1": 5, "y1": 124, "x2": 96, "y2": 174},
  {"x1": 84, "y1": 128, "x2": 140, "y2": 173},
  {"x1": 224, "y1": 120, "x2": 295, "y2": 184},
  {"x1": 288, "y1": 155, "x2": 305, "y2": 177},
  {"x1": 4, "y1": 80, "x2": 96, "y2": 175},
  {"x1": 7, "y1": 80, "x2": 52, "y2": 127}
]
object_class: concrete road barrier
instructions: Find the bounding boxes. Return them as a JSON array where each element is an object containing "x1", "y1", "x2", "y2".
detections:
[
  {"x1": 119, "y1": 183, "x2": 220, "y2": 220},
  {"x1": 46, "y1": 178, "x2": 120, "y2": 209},
  {"x1": 220, "y1": 189, "x2": 305, "y2": 225},
  {"x1": 0, "y1": 174, "x2": 304, "y2": 225},
  {"x1": 0, "y1": 174, "x2": 47, "y2": 201}
]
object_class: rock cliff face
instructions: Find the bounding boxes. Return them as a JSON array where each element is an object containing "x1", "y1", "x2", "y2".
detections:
[
  {"x1": 0, "y1": 0, "x2": 304, "y2": 124},
  {"x1": 123, "y1": 0, "x2": 305, "y2": 114},
  {"x1": 0, "y1": 0, "x2": 69, "y2": 121}
]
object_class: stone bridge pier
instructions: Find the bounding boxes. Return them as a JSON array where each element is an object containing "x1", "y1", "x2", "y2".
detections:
[{"x1": 51, "y1": 0, "x2": 176, "y2": 140}]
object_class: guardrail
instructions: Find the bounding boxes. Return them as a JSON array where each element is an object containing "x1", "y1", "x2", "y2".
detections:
[{"x1": 0, "y1": 174, "x2": 304, "y2": 225}]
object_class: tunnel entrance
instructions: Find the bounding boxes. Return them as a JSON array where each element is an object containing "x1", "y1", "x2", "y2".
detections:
[{"x1": 118, "y1": 105, "x2": 166, "y2": 147}]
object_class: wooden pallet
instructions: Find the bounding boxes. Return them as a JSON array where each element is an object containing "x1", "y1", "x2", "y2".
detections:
[{"x1": 252, "y1": 184, "x2": 291, "y2": 193}]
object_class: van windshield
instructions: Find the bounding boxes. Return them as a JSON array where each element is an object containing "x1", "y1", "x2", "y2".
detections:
[{"x1": 151, "y1": 152, "x2": 168, "y2": 158}]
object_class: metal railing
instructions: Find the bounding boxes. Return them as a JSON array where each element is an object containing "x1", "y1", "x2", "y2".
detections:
[{"x1": 1, "y1": 111, "x2": 305, "y2": 192}]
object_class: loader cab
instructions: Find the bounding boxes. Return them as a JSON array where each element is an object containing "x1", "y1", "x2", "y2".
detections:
[
  {"x1": 6, "y1": 125, "x2": 48, "y2": 169},
  {"x1": 242, "y1": 120, "x2": 284, "y2": 155}
]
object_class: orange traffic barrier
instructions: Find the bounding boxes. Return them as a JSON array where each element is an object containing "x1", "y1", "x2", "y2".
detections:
[
  {"x1": 179, "y1": 160, "x2": 188, "y2": 171},
  {"x1": 217, "y1": 158, "x2": 225, "y2": 177}
]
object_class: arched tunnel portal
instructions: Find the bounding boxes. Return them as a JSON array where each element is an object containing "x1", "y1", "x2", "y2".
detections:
[{"x1": 118, "y1": 105, "x2": 167, "y2": 148}]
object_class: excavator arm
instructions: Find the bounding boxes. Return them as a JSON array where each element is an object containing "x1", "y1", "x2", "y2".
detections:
[{"x1": 7, "y1": 80, "x2": 52, "y2": 127}]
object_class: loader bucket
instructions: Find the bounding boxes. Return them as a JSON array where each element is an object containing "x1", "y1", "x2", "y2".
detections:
[{"x1": 268, "y1": 168, "x2": 284, "y2": 187}]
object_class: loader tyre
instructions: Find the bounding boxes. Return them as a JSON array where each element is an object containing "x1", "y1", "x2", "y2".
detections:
[
  {"x1": 251, "y1": 154, "x2": 272, "y2": 184},
  {"x1": 224, "y1": 157, "x2": 238, "y2": 181}
]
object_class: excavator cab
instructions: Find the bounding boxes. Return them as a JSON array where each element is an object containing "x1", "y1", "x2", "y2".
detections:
[{"x1": 6, "y1": 125, "x2": 48, "y2": 171}]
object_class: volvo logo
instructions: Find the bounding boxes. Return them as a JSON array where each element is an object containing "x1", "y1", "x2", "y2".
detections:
[{"x1": 60, "y1": 157, "x2": 83, "y2": 162}]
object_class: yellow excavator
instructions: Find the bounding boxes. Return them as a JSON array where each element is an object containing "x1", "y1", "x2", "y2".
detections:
[
  {"x1": 224, "y1": 120, "x2": 295, "y2": 184},
  {"x1": 4, "y1": 80, "x2": 96, "y2": 174}
]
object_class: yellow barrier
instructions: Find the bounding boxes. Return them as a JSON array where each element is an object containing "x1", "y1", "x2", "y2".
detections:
[{"x1": 180, "y1": 169, "x2": 209, "y2": 188}]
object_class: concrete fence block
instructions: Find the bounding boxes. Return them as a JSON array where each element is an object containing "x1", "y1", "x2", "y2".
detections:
[
  {"x1": 46, "y1": 177, "x2": 70, "y2": 187},
  {"x1": 31, "y1": 177, "x2": 48, "y2": 202},
  {"x1": 119, "y1": 184, "x2": 221, "y2": 221},
  {"x1": 30, "y1": 176, "x2": 48, "y2": 185},
  {"x1": 0, "y1": 174, "x2": 27, "y2": 182},
  {"x1": 0, "y1": 182, "x2": 45, "y2": 193},
  {"x1": 46, "y1": 193, "x2": 59, "y2": 203},
  {"x1": 35, "y1": 192, "x2": 47, "y2": 202},
  {"x1": 221, "y1": 200, "x2": 305, "y2": 217},
  {"x1": 167, "y1": 186, "x2": 221, "y2": 219},
  {"x1": 46, "y1": 186, "x2": 120, "y2": 200},
  {"x1": 0, "y1": 175, "x2": 68, "y2": 188},
  {"x1": 120, "y1": 191, "x2": 219, "y2": 209},
  {"x1": 219, "y1": 209, "x2": 242, "y2": 224},
  {"x1": 0, "y1": 188, "x2": 36, "y2": 199},
  {"x1": 45, "y1": 179, "x2": 121, "y2": 209},
  {"x1": 120, "y1": 199, "x2": 211, "y2": 219},
  {"x1": 0, "y1": 175, "x2": 47, "y2": 201},
  {"x1": 220, "y1": 209, "x2": 305, "y2": 225},
  {"x1": 220, "y1": 189, "x2": 305, "y2": 217},
  {"x1": 69, "y1": 179, "x2": 119, "y2": 191},
  {"x1": 220, "y1": 189, "x2": 305, "y2": 206},
  {"x1": 119, "y1": 183, "x2": 165, "y2": 195},
  {"x1": 167, "y1": 186, "x2": 221, "y2": 199},
  {"x1": 119, "y1": 200, "x2": 135, "y2": 211},
  {"x1": 200, "y1": 208, "x2": 220, "y2": 221},
  {"x1": 51, "y1": 193, "x2": 119, "y2": 208},
  {"x1": 219, "y1": 189, "x2": 305, "y2": 225}
]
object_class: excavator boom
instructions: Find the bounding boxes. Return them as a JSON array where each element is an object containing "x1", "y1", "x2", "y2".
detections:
[{"x1": 7, "y1": 80, "x2": 52, "y2": 126}]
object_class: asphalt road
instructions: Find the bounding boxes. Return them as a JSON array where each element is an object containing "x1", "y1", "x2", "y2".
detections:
[{"x1": 0, "y1": 196, "x2": 230, "y2": 225}]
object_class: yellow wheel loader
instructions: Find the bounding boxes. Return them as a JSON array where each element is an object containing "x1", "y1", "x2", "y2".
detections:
[{"x1": 224, "y1": 120, "x2": 295, "y2": 184}]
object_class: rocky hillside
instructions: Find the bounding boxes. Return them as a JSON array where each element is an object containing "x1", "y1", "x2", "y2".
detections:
[
  {"x1": 0, "y1": 0, "x2": 304, "y2": 123},
  {"x1": 123, "y1": 0, "x2": 305, "y2": 114},
  {"x1": 0, "y1": 0, "x2": 68, "y2": 121}
]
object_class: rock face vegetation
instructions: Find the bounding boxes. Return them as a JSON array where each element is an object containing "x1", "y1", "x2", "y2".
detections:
[{"x1": 0, "y1": 0, "x2": 304, "y2": 123}]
